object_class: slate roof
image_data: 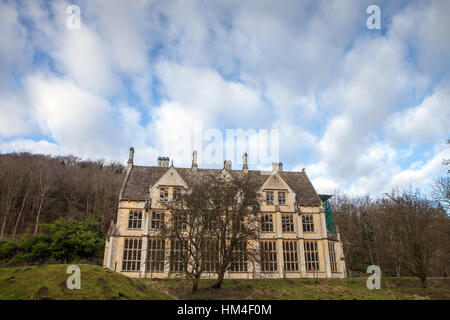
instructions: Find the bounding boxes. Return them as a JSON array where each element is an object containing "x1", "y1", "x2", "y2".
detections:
[{"x1": 120, "y1": 165, "x2": 322, "y2": 206}]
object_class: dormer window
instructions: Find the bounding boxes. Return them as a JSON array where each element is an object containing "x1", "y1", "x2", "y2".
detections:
[
  {"x1": 160, "y1": 188, "x2": 169, "y2": 202},
  {"x1": 266, "y1": 191, "x2": 274, "y2": 205},
  {"x1": 173, "y1": 188, "x2": 181, "y2": 201},
  {"x1": 278, "y1": 192, "x2": 286, "y2": 205}
]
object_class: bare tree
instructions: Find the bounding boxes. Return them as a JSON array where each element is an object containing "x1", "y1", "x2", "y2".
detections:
[
  {"x1": 162, "y1": 172, "x2": 260, "y2": 292},
  {"x1": 384, "y1": 190, "x2": 448, "y2": 287},
  {"x1": 432, "y1": 176, "x2": 450, "y2": 214},
  {"x1": 443, "y1": 138, "x2": 450, "y2": 173},
  {"x1": 0, "y1": 159, "x2": 21, "y2": 239},
  {"x1": 34, "y1": 170, "x2": 51, "y2": 235},
  {"x1": 12, "y1": 172, "x2": 32, "y2": 238},
  {"x1": 205, "y1": 173, "x2": 261, "y2": 289},
  {"x1": 162, "y1": 178, "x2": 215, "y2": 293}
]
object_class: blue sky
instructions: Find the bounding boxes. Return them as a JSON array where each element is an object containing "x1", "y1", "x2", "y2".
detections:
[{"x1": 0, "y1": 0, "x2": 449, "y2": 196}]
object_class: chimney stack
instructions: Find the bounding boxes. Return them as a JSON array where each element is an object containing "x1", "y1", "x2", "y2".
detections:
[
  {"x1": 127, "y1": 147, "x2": 134, "y2": 170},
  {"x1": 272, "y1": 162, "x2": 282, "y2": 172},
  {"x1": 224, "y1": 160, "x2": 232, "y2": 171},
  {"x1": 242, "y1": 153, "x2": 248, "y2": 173},
  {"x1": 191, "y1": 151, "x2": 198, "y2": 171},
  {"x1": 158, "y1": 157, "x2": 170, "y2": 167}
]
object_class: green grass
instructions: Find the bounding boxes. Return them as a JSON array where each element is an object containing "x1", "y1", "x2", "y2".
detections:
[
  {"x1": 145, "y1": 277, "x2": 450, "y2": 300},
  {"x1": 0, "y1": 264, "x2": 171, "y2": 300},
  {"x1": 0, "y1": 264, "x2": 448, "y2": 300}
]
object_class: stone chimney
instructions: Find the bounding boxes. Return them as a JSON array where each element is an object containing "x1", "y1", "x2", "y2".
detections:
[
  {"x1": 224, "y1": 160, "x2": 232, "y2": 171},
  {"x1": 127, "y1": 147, "x2": 134, "y2": 171},
  {"x1": 272, "y1": 162, "x2": 282, "y2": 172},
  {"x1": 191, "y1": 151, "x2": 198, "y2": 172},
  {"x1": 158, "y1": 156, "x2": 170, "y2": 167},
  {"x1": 242, "y1": 153, "x2": 248, "y2": 173}
]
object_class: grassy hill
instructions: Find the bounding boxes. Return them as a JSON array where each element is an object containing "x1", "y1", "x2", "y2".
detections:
[
  {"x1": 0, "y1": 264, "x2": 448, "y2": 300},
  {"x1": 0, "y1": 264, "x2": 171, "y2": 300},
  {"x1": 147, "y1": 277, "x2": 450, "y2": 300}
]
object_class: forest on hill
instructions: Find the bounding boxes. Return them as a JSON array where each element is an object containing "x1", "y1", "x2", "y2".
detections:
[
  {"x1": 0, "y1": 151, "x2": 448, "y2": 282},
  {"x1": 0, "y1": 152, "x2": 124, "y2": 238}
]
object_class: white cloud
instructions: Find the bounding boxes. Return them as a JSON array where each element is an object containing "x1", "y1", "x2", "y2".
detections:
[
  {"x1": 0, "y1": 93, "x2": 34, "y2": 138},
  {"x1": 25, "y1": 74, "x2": 124, "y2": 159},
  {"x1": 389, "y1": 147, "x2": 450, "y2": 191},
  {"x1": 155, "y1": 62, "x2": 269, "y2": 128},
  {"x1": 387, "y1": 88, "x2": 450, "y2": 144},
  {"x1": 311, "y1": 178, "x2": 340, "y2": 195},
  {"x1": 0, "y1": 0, "x2": 28, "y2": 84},
  {"x1": 147, "y1": 101, "x2": 201, "y2": 165},
  {"x1": 0, "y1": 139, "x2": 60, "y2": 156},
  {"x1": 389, "y1": 0, "x2": 450, "y2": 76}
]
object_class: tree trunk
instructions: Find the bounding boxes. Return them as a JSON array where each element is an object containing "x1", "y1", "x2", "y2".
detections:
[
  {"x1": 34, "y1": 172, "x2": 49, "y2": 235},
  {"x1": 13, "y1": 182, "x2": 31, "y2": 238},
  {"x1": 0, "y1": 215, "x2": 8, "y2": 240},
  {"x1": 0, "y1": 187, "x2": 17, "y2": 240},
  {"x1": 34, "y1": 196, "x2": 45, "y2": 235},
  {"x1": 192, "y1": 276, "x2": 200, "y2": 293},
  {"x1": 212, "y1": 271, "x2": 225, "y2": 289},
  {"x1": 396, "y1": 265, "x2": 401, "y2": 277},
  {"x1": 419, "y1": 274, "x2": 427, "y2": 288}
]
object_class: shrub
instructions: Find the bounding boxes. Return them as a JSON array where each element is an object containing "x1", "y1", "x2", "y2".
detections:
[
  {"x1": 0, "y1": 240, "x2": 19, "y2": 262},
  {"x1": 0, "y1": 217, "x2": 105, "y2": 265}
]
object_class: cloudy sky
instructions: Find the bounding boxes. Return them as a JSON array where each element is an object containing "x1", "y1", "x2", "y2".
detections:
[{"x1": 1, "y1": 0, "x2": 449, "y2": 195}]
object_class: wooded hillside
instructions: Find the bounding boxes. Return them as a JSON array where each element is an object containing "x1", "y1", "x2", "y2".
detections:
[
  {"x1": 0, "y1": 152, "x2": 124, "y2": 238},
  {"x1": 331, "y1": 191, "x2": 449, "y2": 280}
]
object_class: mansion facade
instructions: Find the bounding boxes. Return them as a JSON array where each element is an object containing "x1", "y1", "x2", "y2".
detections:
[{"x1": 103, "y1": 148, "x2": 346, "y2": 279}]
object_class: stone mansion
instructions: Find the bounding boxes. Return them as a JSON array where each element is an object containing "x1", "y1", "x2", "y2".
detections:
[{"x1": 103, "y1": 147, "x2": 346, "y2": 279}]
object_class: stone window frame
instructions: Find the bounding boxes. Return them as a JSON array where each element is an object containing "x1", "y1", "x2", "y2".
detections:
[
  {"x1": 302, "y1": 214, "x2": 315, "y2": 233},
  {"x1": 260, "y1": 240, "x2": 278, "y2": 272},
  {"x1": 278, "y1": 191, "x2": 287, "y2": 205},
  {"x1": 230, "y1": 241, "x2": 248, "y2": 272},
  {"x1": 159, "y1": 187, "x2": 169, "y2": 202},
  {"x1": 282, "y1": 214, "x2": 295, "y2": 233},
  {"x1": 169, "y1": 239, "x2": 188, "y2": 272},
  {"x1": 283, "y1": 240, "x2": 299, "y2": 272},
  {"x1": 328, "y1": 242, "x2": 338, "y2": 273},
  {"x1": 201, "y1": 239, "x2": 219, "y2": 272},
  {"x1": 122, "y1": 238, "x2": 142, "y2": 272},
  {"x1": 175, "y1": 214, "x2": 187, "y2": 231},
  {"x1": 128, "y1": 211, "x2": 142, "y2": 229},
  {"x1": 260, "y1": 213, "x2": 274, "y2": 232},
  {"x1": 266, "y1": 191, "x2": 274, "y2": 205},
  {"x1": 172, "y1": 187, "x2": 182, "y2": 201},
  {"x1": 151, "y1": 211, "x2": 165, "y2": 230},
  {"x1": 304, "y1": 240, "x2": 320, "y2": 272},
  {"x1": 146, "y1": 238, "x2": 166, "y2": 272}
]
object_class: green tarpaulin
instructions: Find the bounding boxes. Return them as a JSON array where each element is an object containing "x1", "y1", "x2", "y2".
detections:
[{"x1": 319, "y1": 194, "x2": 334, "y2": 233}]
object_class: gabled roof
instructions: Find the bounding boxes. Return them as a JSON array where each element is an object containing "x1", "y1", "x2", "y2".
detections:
[{"x1": 120, "y1": 165, "x2": 322, "y2": 206}]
